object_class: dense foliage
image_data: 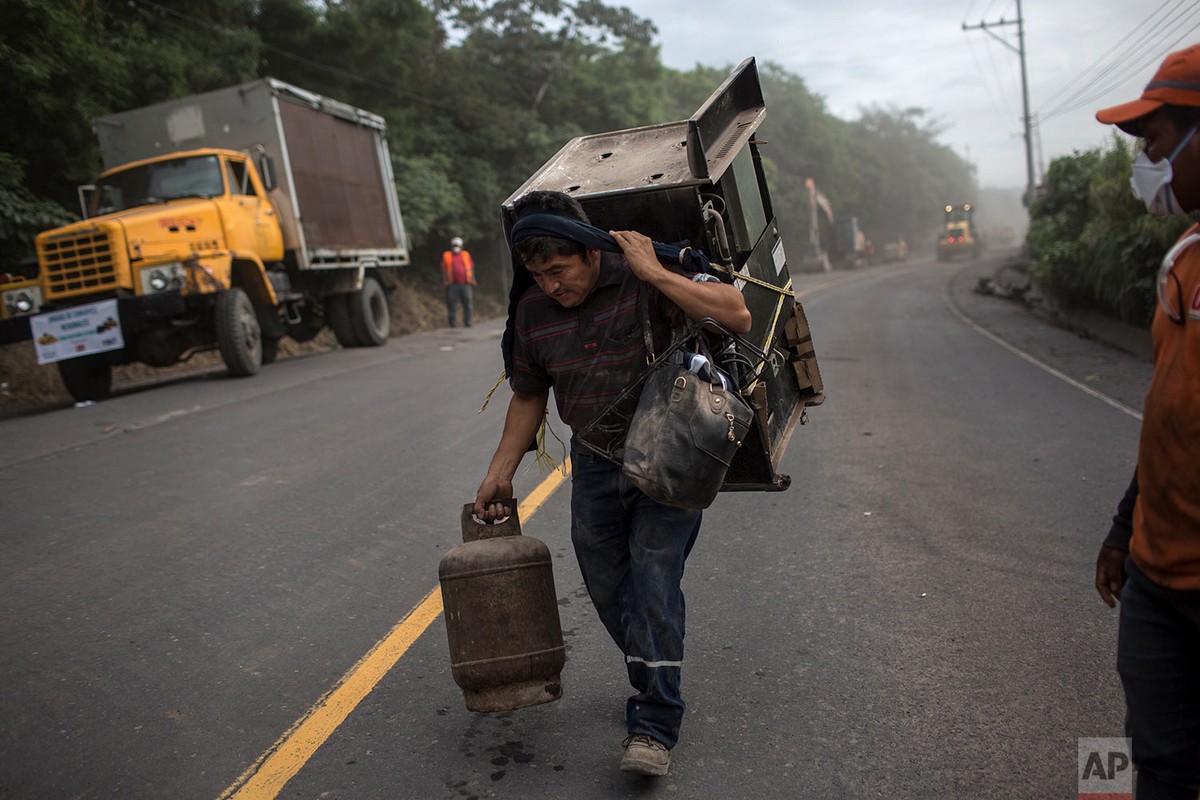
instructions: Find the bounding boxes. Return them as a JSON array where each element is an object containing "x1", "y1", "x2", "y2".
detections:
[
  {"x1": 1027, "y1": 135, "x2": 1189, "y2": 326},
  {"x1": 0, "y1": 0, "x2": 977, "y2": 293}
]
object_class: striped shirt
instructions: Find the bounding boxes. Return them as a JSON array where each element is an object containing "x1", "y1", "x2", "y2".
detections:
[{"x1": 510, "y1": 252, "x2": 710, "y2": 449}]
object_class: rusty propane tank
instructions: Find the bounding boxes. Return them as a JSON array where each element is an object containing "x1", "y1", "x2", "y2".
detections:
[{"x1": 438, "y1": 502, "x2": 565, "y2": 712}]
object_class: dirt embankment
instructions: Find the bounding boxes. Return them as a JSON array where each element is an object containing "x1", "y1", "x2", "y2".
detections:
[{"x1": 0, "y1": 282, "x2": 504, "y2": 414}]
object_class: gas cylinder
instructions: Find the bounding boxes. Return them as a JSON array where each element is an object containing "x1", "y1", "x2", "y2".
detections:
[{"x1": 438, "y1": 501, "x2": 565, "y2": 712}]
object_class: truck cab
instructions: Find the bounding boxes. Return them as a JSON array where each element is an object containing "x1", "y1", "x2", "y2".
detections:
[
  {"x1": 45, "y1": 149, "x2": 283, "y2": 306},
  {"x1": 30, "y1": 148, "x2": 286, "y2": 401},
  {"x1": 86, "y1": 149, "x2": 283, "y2": 265}
]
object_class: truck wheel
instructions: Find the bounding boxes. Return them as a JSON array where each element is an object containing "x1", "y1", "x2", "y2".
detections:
[
  {"x1": 216, "y1": 288, "x2": 262, "y2": 377},
  {"x1": 326, "y1": 293, "x2": 358, "y2": 347},
  {"x1": 347, "y1": 275, "x2": 390, "y2": 347},
  {"x1": 58, "y1": 356, "x2": 113, "y2": 402}
]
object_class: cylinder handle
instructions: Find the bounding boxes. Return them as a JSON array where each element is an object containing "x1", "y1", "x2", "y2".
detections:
[{"x1": 461, "y1": 500, "x2": 522, "y2": 542}]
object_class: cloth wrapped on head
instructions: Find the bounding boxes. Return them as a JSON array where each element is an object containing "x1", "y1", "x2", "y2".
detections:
[{"x1": 501, "y1": 211, "x2": 713, "y2": 375}]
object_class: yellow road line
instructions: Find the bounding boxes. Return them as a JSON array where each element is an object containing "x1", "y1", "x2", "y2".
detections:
[{"x1": 218, "y1": 461, "x2": 572, "y2": 799}]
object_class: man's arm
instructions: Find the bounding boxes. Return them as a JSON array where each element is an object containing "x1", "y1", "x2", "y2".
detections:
[
  {"x1": 474, "y1": 389, "x2": 550, "y2": 521},
  {"x1": 1096, "y1": 468, "x2": 1137, "y2": 607},
  {"x1": 610, "y1": 230, "x2": 752, "y2": 334}
]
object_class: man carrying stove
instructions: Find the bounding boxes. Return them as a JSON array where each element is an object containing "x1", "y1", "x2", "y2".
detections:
[{"x1": 474, "y1": 189, "x2": 750, "y2": 776}]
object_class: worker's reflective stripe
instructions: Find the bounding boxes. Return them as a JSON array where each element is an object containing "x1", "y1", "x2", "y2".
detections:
[{"x1": 625, "y1": 655, "x2": 683, "y2": 668}]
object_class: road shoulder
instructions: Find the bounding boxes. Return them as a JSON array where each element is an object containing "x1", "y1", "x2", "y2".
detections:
[{"x1": 946, "y1": 254, "x2": 1153, "y2": 416}]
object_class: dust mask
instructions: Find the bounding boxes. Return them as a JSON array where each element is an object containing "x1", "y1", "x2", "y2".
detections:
[{"x1": 1131, "y1": 125, "x2": 1197, "y2": 215}]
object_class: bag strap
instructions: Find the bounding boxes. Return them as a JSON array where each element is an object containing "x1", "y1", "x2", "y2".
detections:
[
  {"x1": 638, "y1": 279, "x2": 656, "y2": 365},
  {"x1": 637, "y1": 276, "x2": 773, "y2": 378}
]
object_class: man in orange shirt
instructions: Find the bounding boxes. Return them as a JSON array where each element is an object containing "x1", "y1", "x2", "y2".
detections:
[
  {"x1": 1094, "y1": 44, "x2": 1200, "y2": 800},
  {"x1": 442, "y1": 236, "x2": 476, "y2": 327}
]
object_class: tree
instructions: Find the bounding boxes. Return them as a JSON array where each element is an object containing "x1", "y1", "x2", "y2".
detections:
[
  {"x1": 1029, "y1": 135, "x2": 1187, "y2": 325},
  {"x1": 850, "y1": 105, "x2": 976, "y2": 247},
  {"x1": 0, "y1": 0, "x2": 988, "y2": 296},
  {"x1": 0, "y1": 154, "x2": 73, "y2": 271}
]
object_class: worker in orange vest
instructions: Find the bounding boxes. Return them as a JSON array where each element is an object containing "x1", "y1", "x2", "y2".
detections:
[{"x1": 442, "y1": 236, "x2": 476, "y2": 327}]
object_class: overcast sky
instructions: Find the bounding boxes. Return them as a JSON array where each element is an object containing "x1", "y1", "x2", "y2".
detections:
[{"x1": 627, "y1": 0, "x2": 1196, "y2": 189}]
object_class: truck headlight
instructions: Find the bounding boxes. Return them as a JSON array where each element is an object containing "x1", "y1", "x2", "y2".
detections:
[
  {"x1": 2, "y1": 286, "x2": 42, "y2": 317},
  {"x1": 140, "y1": 262, "x2": 186, "y2": 295}
]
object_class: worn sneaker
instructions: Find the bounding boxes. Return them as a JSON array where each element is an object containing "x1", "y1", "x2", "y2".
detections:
[{"x1": 620, "y1": 734, "x2": 670, "y2": 776}]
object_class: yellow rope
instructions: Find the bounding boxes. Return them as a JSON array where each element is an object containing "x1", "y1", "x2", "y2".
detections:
[
  {"x1": 478, "y1": 372, "x2": 567, "y2": 476},
  {"x1": 761, "y1": 286, "x2": 790, "y2": 353},
  {"x1": 478, "y1": 371, "x2": 506, "y2": 414},
  {"x1": 743, "y1": 277, "x2": 794, "y2": 394},
  {"x1": 533, "y1": 414, "x2": 568, "y2": 476},
  {"x1": 707, "y1": 263, "x2": 795, "y2": 297}
]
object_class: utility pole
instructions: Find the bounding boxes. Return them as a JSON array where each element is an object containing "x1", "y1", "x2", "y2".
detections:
[{"x1": 964, "y1": 0, "x2": 1035, "y2": 206}]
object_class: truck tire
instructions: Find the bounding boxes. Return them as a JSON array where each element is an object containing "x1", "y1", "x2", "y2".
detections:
[
  {"x1": 58, "y1": 355, "x2": 113, "y2": 403},
  {"x1": 346, "y1": 275, "x2": 390, "y2": 347},
  {"x1": 216, "y1": 288, "x2": 262, "y2": 377},
  {"x1": 326, "y1": 293, "x2": 358, "y2": 348}
]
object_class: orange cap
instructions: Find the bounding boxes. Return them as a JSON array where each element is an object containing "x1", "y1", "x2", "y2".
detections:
[{"x1": 1097, "y1": 44, "x2": 1200, "y2": 134}]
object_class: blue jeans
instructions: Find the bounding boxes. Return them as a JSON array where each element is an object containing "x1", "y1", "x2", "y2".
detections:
[
  {"x1": 1118, "y1": 558, "x2": 1200, "y2": 799},
  {"x1": 446, "y1": 284, "x2": 473, "y2": 327},
  {"x1": 569, "y1": 440, "x2": 701, "y2": 749}
]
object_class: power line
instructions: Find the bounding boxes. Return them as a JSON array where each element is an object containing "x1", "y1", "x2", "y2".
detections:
[
  {"x1": 1041, "y1": 15, "x2": 1200, "y2": 122},
  {"x1": 978, "y1": 0, "x2": 1006, "y2": 21},
  {"x1": 983, "y1": 25, "x2": 1021, "y2": 119},
  {"x1": 1038, "y1": 0, "x2": 1179, "y2": 111},
  {"x1": 1049, "y1": 1, "x2": 1197, "y2": 109},
  {"x1": 963, "y1": 0, "x2": 1035, "y2": 203},
  {"x1": 1038, "y1": 1, "x2": 1200, "y2": 122},
  {"x1": 961, "y1": 0, "x2": 1020, "y2": 126},
  {"x1": 964, "y1": 30, "x2": 1019, "y2": 125}
]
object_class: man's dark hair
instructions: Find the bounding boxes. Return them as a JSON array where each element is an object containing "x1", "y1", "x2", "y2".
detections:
[
  {"x1": 1128, "y1": 105, "x2": 1200, "y2": 137},
  {"x1": 1161, "y1": 105, "x2": 1200, "y2": 134},
  {"x1": 511, "y1": 190, "x2": 591, "y2": 266}
]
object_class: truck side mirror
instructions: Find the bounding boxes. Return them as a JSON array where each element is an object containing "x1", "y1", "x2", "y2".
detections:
[
  {"x1": 258, "y1": 155, "x2": 277, "y2": 191},
  {"x1": 77, "y1": 185, "x2": 96, "y2": 219}
]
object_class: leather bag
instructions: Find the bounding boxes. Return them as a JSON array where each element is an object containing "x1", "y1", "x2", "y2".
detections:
[{"x1": 622, "y1": 334, "x2": 753, "y2": 510}]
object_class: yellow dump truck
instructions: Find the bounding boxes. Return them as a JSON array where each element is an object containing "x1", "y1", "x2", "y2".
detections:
[
  {"x1": 936, "y1": 203, "x2": 981, "y2": 261},
  {"x1": 11, "y1": 78, "x2": 409, "y2": 401}
]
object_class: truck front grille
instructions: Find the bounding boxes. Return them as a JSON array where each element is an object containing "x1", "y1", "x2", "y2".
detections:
[{"x1": 41, "y1": 228, "x2": 118, "y2": 296}]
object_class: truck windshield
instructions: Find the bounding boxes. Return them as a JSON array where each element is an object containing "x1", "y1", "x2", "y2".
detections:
[{"x1": 92, "y1": 155, "x2": 225, "y2": 215}]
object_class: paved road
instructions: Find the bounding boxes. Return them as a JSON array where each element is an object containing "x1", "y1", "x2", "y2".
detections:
[{"x1": 0, "y1": 253, "x2": 1151, "y2": 799}]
